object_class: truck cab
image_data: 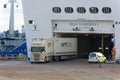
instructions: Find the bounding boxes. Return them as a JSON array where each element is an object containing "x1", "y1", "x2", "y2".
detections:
[{"x1": 30, "y1": 38, "x2": 53, "y2": 63}]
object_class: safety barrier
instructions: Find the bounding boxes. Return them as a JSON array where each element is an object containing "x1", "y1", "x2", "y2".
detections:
[
  {"x1": 5, "y1": 54, "x2": 19, "y2": 60},
  {"x1": 0, "y1": 54, "x2": 26, "y2": 60}
]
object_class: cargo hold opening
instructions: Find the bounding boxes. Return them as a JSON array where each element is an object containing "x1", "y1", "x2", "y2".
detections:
[{"x1": 55, "y1": 33, "x2": 114, "y2": 59}]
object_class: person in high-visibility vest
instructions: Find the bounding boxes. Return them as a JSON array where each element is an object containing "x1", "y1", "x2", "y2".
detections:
[
  {"x1": 98, "y1": 56, "x2": 103, "y2": 68},
  {"x1": 111, "y1": 48, "x2": 116, "y2": 60}
]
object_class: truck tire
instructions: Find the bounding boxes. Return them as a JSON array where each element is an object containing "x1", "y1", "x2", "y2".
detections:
[
  {"x1": 44, "y1": 57, "x2": 49, "y2": 63},
  {"x1": 30, "y1": 62, "x2": 33, "y2": 63}
]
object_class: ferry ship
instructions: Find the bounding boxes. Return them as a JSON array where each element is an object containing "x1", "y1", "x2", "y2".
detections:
[{"x1": 22, "y1": 0, "x2": 120, "y2": 59}]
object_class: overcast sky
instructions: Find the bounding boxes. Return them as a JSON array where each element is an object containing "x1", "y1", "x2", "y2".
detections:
[{"x1": 0, "y1": 0, "x2": 24, "y2": 33}]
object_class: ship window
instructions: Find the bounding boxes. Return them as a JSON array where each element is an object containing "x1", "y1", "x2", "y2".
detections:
[
  {"x1": 64, "y1": 7, "x2": 73, "y2": 13},
  {"x1": 29, "y1": 20, "x2": 34, "y2": 24},
  {"x1": 77, "y1": 7, "x2": 86, "y2": 13},
  {"x1": 102, "y1": 7, "x2": 111, "y2": 13},
  {"x1": 89, "y1": 7, "x2": 99, "y2": 13},
  {"x1": 52, "y1": 7, "x2": 61, "y2": 13}
]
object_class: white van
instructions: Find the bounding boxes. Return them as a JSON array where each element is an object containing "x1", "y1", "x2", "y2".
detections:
[{"x1": 88, "y1": 52, "x2": 106, "y2": 63}]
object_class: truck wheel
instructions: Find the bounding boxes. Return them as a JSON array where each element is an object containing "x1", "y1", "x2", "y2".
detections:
[
  {"x1": 30, "y1": 62, "x2": 33, "y2": 63},
  {"x1": 44, "y1": 57, "x2": 48, "y2": 63}
]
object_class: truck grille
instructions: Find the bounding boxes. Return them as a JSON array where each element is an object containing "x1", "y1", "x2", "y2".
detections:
[{"x1": 33, "y1": 54, "x2": 40, "y2": 61}]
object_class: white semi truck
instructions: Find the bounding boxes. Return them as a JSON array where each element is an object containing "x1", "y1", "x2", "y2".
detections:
[{"x1": 30, "y1": 38, "x2": 77, "y2": 63}]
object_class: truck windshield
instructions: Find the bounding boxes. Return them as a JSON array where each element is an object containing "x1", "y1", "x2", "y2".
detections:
[{"x1": 31, "y1": 47, "x2": 45, "y2": 52}]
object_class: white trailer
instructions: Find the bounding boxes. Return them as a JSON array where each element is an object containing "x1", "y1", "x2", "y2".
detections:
[
  {"x1": 53, "y1": 38, "x2": 77, "y2": 61},
  {"x1": 30, "y1": 38, "x2": 77, "y2": 63}
]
